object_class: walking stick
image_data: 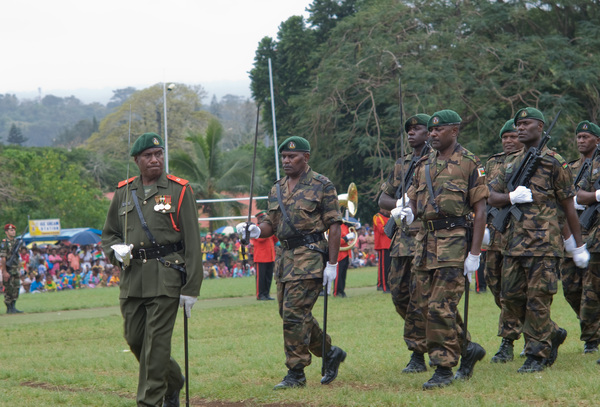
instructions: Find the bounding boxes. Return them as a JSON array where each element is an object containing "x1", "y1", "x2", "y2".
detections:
[
  {"x1": 184, "y1": 312, "x2": 189, "y2": 407},
  {"x1": 463, "y1": 276, "x2": 469, "y2": 358},
  {"x1": 322, "y1": 283, "x2": 328, "y2": 376}
]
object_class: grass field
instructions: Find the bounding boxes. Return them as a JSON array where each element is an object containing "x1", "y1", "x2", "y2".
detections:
[{"x1": 1, "y1": 267, "x2": 598, "y2": 406}]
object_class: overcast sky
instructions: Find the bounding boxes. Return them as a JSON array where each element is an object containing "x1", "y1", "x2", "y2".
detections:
[{"x1": 0, "y1": 0, "x2": 312, "y2": 103}]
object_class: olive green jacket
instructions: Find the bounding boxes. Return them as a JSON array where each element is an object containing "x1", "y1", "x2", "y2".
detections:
[{"x1": 102, "y1": 172, "x2": 203, "y2": 299}]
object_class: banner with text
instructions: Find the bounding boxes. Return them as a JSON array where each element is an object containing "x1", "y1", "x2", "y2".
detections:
[{"x1": 29, "y1": 219, "x2": 61, "y2": 236}]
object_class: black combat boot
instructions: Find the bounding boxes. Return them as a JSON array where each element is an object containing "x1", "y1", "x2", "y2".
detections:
[
  {"x1": 517, "y1": 355, "x2": 546, "y2": 373},
  {"x1": 162, "y1": 375, "x2": 184, "y2": 407},
  {"x1": 490, "y1": 338, "x2": 514, "y2": 363},
  {"x1": 11, "y1": 301, "x2": 23, "y2": 313},
  {"x1": 422, "y1": 366, "x2": 454, "y2": 390},
  {"x1": 454, "y1": 342, "x2": 486, "y2": 380},
  {"x1": 321, "y1": 346, "x2": 347, "y2": 384},
  {"x1": 402, "y1": 352, "x2": 427, "y2": 373},
  {"x1": 547, "y1": 327, "x2": 567, "y2": 367},
  {"x1": 584, "y1": 340, "x2": 599, "y2": 354},
  {"x1": 273, "y1": 369, "x2": 306, "y2": 390},
  {"x1": 5, "y1": 303, "x2": 12, "y2": 314}
]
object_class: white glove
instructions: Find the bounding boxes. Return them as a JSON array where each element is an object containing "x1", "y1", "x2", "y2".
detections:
[
  {"x1": 179, "y1": 295, "x2": 198, "y2": 318},
  {"x1": 509, "y1": 186, "x2": 533, "y2": 204},
  {"x1": 563, "y1": 235, "x2": 576, "y2": 253},
  {"x1": 344, "y1": 232, "x2": 356, "y2": 242},
  {"x1": 463, "y1": 252, "x2": 481, "y2": 283},
  {"x1": 595, "y1": 190, "x2": 600, "y2": 202},
  {"x1": 235, "y1": 222, "x2": 261, "y2": 241},
  {"x1": 482, "y1": 228, "x2": 490, "y2": 246},
  {"x1": 572, "y1": 244, "x2": 590, "y2": 268},
  {"x1": 323, "y1": 262, "x2": 338, "y2": 294},
  {"x1": 396, "y1": 194, "x2": 410, "y2": 207},
  {"x1": 574, "y1": 196, "x2": 586, "y2": 211},
  {"x1": 111, "y1": 244, "x2": 133, "y2": 263},
  {"x1": 391, "y1": 206, "x2": 414, "y2": 226}
]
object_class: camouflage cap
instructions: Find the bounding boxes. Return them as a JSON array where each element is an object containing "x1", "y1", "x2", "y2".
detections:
[
  {"x1": 576, "y1": 120, "x2": 600, "y2": 138},
  {"x1": 404, "y1": 114, "x2": 431, "y2": 132},
  {"x1": 130, "y1": 132, "x2": 164, "y2": 156},
  {"x1": 427, "y1": 110, "x2": 462, "y2": 130},
  {"x1": 499, "y1": 119, "x2": 517, "y2": 138},
  {"x1": 514, "y1": 107, "x2": 545, "y2": 125},
  {"x1": 278, "y1": 136, "x2": 310, "y2": 154}
]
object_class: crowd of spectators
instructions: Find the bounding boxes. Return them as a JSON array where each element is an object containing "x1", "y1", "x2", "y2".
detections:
[
  {"x1": 201, "y1": 233, "x2": 256, "y2": 279},
  {"x1": 14, "y1": 242, "x2": 119, "y2": 295}
]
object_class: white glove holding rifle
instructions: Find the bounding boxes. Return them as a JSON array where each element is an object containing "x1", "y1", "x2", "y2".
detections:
[
  {"x1": 391, "y1": 206, "x2": 414, "y2": 226},
  {"x1": 323, "y1": 262, "x2": 338, "y2": 294},
  {"x1": 509, "y1": 186, "x2": 533, "y2": 204},
  {"x1": 235, "y1": 222, "x2": 261, "y2": 241}
]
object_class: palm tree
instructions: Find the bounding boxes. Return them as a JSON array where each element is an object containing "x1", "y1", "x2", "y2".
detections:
[{"x1": 170, "y1": 118, "x2": 258, "y2": 231}]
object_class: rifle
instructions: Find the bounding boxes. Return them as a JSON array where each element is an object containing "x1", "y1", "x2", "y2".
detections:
[
  {"x1": 574, "y1": 144, "x2": 600, "y2": 192},
  {"x1": 491, "y1": 111, "x2": 561, "y2": 233},
  {"x1": 578, "y1": 146, "x2": 600, "y2": 230},
  {"x1": 383, "y1": 143, "x2": 431, "y2": 238},
  {"x1": 6, "y1": 224, "x2": 28, "y2": 269}
]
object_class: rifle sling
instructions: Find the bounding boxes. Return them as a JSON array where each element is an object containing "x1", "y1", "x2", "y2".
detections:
[{"x1": 424, "y1": 162, "x2": 440, "y2": 214}]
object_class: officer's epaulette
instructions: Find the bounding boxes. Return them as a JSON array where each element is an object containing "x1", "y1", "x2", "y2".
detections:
[
  {"x1": 489, "y1": 151, "x2": 506, "y2": 159},
  {"x1": 167, "y1": 174, "x2": 189, "y2": 185},
  {"x1": 313, "y1": 172, "x2": 330, "y2": 185},
  {"x1": 461, "y1": 148, "x2": 480, "y2": 165},
  {"x1": 544, "y1": 150, "x2": 567, "y2": 165},
  {"x1": 117, "y1": 176, "x2": 137, "y2": 188},
  {"x1": 568, "y1": 158, "x2": 580, "y2": 165}
]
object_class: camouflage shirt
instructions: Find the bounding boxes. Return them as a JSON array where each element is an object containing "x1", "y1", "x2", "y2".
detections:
[
  {"x1": 489, "y1": 147, "x2": 573, "y2": 257},
  {"x1": 380, "y1": 152, "x2": 421, "y2": 257},
  {"x1": 0, "y1": 237, "x2": 17, "y2": 273},
  {"x1": 576, "y1": 155, "x2": 600, "y2": 253},
  {"x1": 484, "y1": 152, "x2": 508, "y2": 252},
  {"x1": 264, "y1": 166, "x2": 342, "y2": 282},
  {"x1": 407, "y1": 143, "x2": 488, "y2": 269}
]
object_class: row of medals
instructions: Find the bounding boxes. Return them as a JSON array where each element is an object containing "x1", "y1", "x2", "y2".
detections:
[{"x1": 154, "y1": 196, "x2": 171, "y2": 213}]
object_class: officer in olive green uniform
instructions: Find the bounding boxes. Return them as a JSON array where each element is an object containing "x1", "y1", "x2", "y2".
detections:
[
  {"x1": 1, "y1": 223, "x2": 23, "y2": 314},
  {"x1": 561, "y1": 121, "x2": 600, "y2": 353},
  {"x1": 400, "y1": 110, "x2": 488, "y2": 389},
  {"x1": 489, "y1": 108, "x2": 589, "y2": 374},
  {"x1": 378, "y1": 113, "x2": 430, "y2": 373},
  {"x1": 102, "y1": 133, "x2": 202, "y2": 407},
  {"x1": 574, "y1": 121, "x2": 600, "y2": 361},
  {"x1": 237, "y1": 136, "x2": 346, "y2": 390},
  {"x1": 485, "y1": 120, "x2": 524, "y2": 363}
]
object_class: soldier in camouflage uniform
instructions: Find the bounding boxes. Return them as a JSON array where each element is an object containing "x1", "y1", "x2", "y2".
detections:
[
  {"x1": 485, "y1": 120, "x2": 524, "y2": 363},
  {"x1": 397, "y1": 110, "x2": 488, "y2": 389},
  {"x1": 1, "y1": 223, "x2": 24, "y2": 314},
  {"x1": 562, "y1": 121, "x2": 600, "y2": 353},
  {"x1": 489, "y1": 107, "x2": 590, "y2": 373},
  {"x1": 378, "y1": 113, "x2": 430, "y2": 374},
  {"x1": 102, "y1": 133, "x2": 203, "y2": 407},
  {"x1": 574, "y1": 121, "x2": 600, "y2": 361},
  {"x1": 237, "y1": 136, "x2": 346, "y2": 390}
]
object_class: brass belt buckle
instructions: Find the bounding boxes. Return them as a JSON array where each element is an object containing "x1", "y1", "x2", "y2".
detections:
[
  {"x1": 139, "y1": 248, "x2": 147, "y2": 263},
  {"x1": 427, "y1": 220, "x2": 434, "y2": 232}
]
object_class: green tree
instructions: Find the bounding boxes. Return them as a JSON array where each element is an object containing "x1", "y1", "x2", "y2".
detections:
[
  {"x1": 86, "y1": 83, "x2": 210, "y2": 161},
  {"x1": 7, "y1": 123, "x2": 27, "y2": 145},
  {"x1": 169, "y1": 118, "x2": 259, "y2": 231}
]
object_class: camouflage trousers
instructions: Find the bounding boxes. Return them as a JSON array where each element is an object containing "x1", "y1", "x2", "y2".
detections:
[
  {"x1": 485, "y1": 250, "x2": 522, "y2": 339},
  {"x1": 413, "y1": 266, "x2": 470, "y2": 368},
  {"x1": 389, "y1": 256, "x2": 426, "y2": 352},
  {"x1": 3, "y1": 270, "x2": 20, "y2": 305},
  {"x1": 580, "y1": 253, "x2": 600, "y2": 343},
  {"x1": 502, "y1": 256, "x2": 559, "y2": 359},
  {"x1": 277, "y1": 278, "x2": 331, "y2": 371},
  {"x1": 559, "y1": 257, "x2": 584, "y2": 319}
]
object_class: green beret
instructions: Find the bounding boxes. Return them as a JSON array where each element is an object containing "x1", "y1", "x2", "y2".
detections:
[
  {"x1": 514, "y1": 107, "x2": 545, "y2": 125},
  {"x1": 130, "y1": 132, "x2": 164, "y2": 156},
  {"x1": 576, "y1": 120, "x2": 600, "y2": 138},
  {"x1": 499, "y1": 119, "x2": 517, "y2": 138},
  {"x1": 278, "y1": 136, "x2": 310, "y2": 154},
  {"x1": 427, "y1": 110, "x2": 462, "y2": 130},
  {"x1": 404, "y1": 114, "x2": 431, "y2": 132}
]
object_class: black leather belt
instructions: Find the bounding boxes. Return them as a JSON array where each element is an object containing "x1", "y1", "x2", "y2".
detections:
[
  {"x1": 131, "y1": 241, "x2": 184, "y2": 261},
  {"x1": 425, "y1": 216, "x2": 469, "y2": 232},
  {"x1": 280, "y1": 233, "x2": 325, "y2": 250}
]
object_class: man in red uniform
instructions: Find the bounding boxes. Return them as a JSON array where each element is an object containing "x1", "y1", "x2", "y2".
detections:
[
  {"x1": 373, "y1": 209, "x2": 392, "y2": 292},
  {"x1": 251, "y1": 211, "x2": 278, "y2": 300},
  {"x1": 334, "y1": 221, "x2": 355, "y2": 298}
]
